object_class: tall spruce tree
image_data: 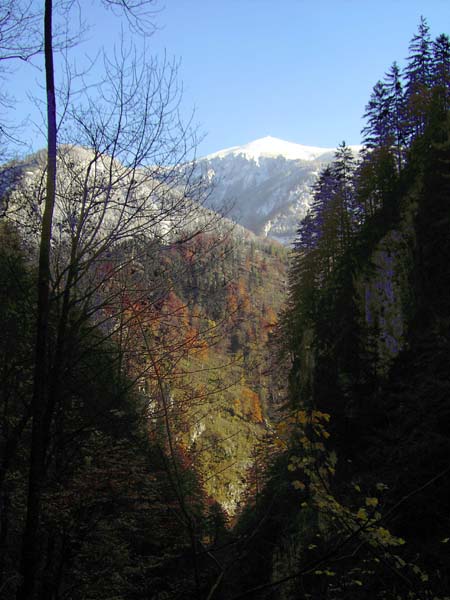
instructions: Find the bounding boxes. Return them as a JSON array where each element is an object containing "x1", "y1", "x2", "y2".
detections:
[
  {"x1": 431, "y1": 33, "x2": 450, "y2": 113},
  {"x1": 359, "y1": 78, "x2": 399, "y2": 214},
  {"x1": 384, "y1": 61, "x2": 406, "y2": 171},
  {"x1": 404, "y1": 16, "x2": 433, "y2": 138},
  {"x1": 309, "y1": 166, "x2": 340, "y2": 279},
  {"x1": 288, "y1": 210, "x2": 319, "y2": 340},
  {"x1": 332, "y1": 141, "x2": 358, "y2": 252},
  {"x1": 362, "y1": 81, "x2": 390, "y2": 149}
]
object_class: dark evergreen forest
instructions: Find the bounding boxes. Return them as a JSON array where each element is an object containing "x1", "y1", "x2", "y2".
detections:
[
  {"x1": 0, "y1": 8, "x2": 449, "y2": 600},
  {"x1": 222, "y1": 16, "x2": 450, "y2": 600}
]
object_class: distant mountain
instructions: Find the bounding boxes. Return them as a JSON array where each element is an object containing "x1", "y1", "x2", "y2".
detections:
[
  {"x1": 0, "y1": 145, "x2": 258, "y2": 247},
  {"x1": 198, "y1": 136, "x2": 361, "y2": 244}
]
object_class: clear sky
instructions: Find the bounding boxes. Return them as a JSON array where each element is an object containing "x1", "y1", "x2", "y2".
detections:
[{"x1": 6, "y1": 0, "x2": 450, "y2": 158}]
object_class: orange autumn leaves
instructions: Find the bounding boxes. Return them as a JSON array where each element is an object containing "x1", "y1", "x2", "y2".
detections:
[{"x1": 233, "y1": 386, "x2": 264, "y2": 423}]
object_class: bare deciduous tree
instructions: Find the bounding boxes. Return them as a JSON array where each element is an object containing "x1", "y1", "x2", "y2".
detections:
[{"x1": 1, "y1": 1, "x2": 216, "y2": 598}]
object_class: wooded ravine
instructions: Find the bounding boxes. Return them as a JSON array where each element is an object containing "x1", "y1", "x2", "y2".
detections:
[{"x1": 0, "y1": 5, "x2": 449, "y2": 599}]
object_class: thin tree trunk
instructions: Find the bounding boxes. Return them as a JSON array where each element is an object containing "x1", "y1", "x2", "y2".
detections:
[{"x1": 17, "y1": 1, "x2": 57, "y2": 597}]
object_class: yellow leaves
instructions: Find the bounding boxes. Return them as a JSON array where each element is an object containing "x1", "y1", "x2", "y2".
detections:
[
  {"x1": 375, "y1": 526, "x2": 390, "y2": 540},
  {"x1": 441, "y1": 537, "x2": 450, "y2": 543},
  {"x1": 297, "y1": 410, "x2": 308, "y2": 425},
  {"x1": 274, "y1": 437, "x2": 285, "y2": 449},
  {"x1": 356, "y1": 507, "x2": 368, "y2": 521},
  {"x1": 315, "y1": 410, "x2": 330, "y2": 422},
  {"x1": 353, "y1": 483, "x2": 361, "y2": 492},
  {"x1": 293, "y1": 408, "x2": 330, "y2": 427},
  {"x1": 370, "y1": 526, "x2": 406, "y2": 547},
  {"x1": 365, "y1": 496, "x2": 378, "y2": 508},
  {"x1": 276, "y1": 421, "x2": 287, "y2": 435}
]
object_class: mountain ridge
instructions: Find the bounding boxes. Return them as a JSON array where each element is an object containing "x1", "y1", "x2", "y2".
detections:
[
  {"x1": 198, "y1": 136, "x2": 362, "y2": 244},
  {"x1": 203, "y1": 135, "x2": 361, "y2": 163}
]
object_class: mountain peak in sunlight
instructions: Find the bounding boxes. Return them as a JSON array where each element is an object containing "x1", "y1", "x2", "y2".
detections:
[{"x1": 205, "y1": 136, "x2": 336, "y2": 162}]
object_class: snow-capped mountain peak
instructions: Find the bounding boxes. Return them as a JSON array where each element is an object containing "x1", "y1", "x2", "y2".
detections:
[
  {"x1": 205, "y1": 135, "x2": 335, "y2": 163},
  {"x1": 200, "y1": 136, "x2": 362, "y2": 244}
]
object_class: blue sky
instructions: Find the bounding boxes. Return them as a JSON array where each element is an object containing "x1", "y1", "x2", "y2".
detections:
[{"x1": 6, "y1": 0, "x2": 450, "y2": 158}]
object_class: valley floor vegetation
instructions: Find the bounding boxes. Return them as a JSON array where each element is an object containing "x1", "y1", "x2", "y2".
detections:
[{"x1": 0, "y1": 4, "x2": 449, "y2": 600}]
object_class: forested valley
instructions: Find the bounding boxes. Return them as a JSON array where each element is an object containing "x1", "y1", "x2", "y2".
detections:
[{"x1": 0, "y1": 3, "x2": 449, "y2": 599}]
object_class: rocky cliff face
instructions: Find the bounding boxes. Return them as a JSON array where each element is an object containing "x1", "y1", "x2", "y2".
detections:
[{"x1": 357, "y1": 224, "x2": 415, "y2": 374}]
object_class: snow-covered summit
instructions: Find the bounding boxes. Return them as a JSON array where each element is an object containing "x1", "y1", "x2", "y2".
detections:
[
  {"x1": 205, "y1": 136, "x2": 336, "y2": 163},
  {"x1": 199, "y1": 136, "x2": 363, "y2": 244}
]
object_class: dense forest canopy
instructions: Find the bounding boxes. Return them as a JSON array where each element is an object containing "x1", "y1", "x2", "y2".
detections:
[{"x1": 0, "y1": 5, "x2": 449, "y2": 600}]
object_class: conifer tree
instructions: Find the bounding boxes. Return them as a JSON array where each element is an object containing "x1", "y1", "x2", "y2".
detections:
[
  {"x1": 289, "y1": 210, "x2": 319, "y2": 325},
  {"x1": 404, "y1": 16, "x2": 433, "y2": 138},
  {"x1": 362, "y1": 81, "x2": 390, "y2": 149},
  {"x1": 309, "y1": 166, "x2": 340, "y2": 278},
  {"x1": 331, "y1": 142, "x2": 358, "y2": 252},
  {"x1": 359, "y1": 80, "x2": 399, "y2": 213},
  {"x1": 384, "y1": 61, "x2": 406, "y2": 171},
  {"x1": 431, "y1": 33, "x2": 450, "y2": 112}
]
